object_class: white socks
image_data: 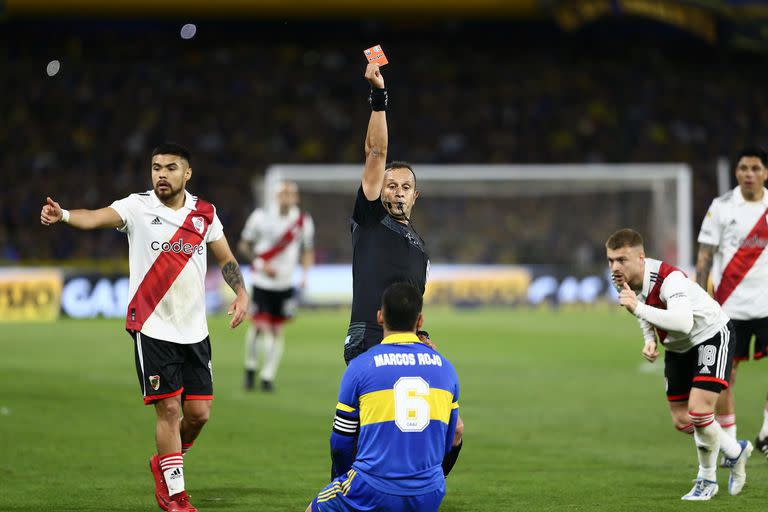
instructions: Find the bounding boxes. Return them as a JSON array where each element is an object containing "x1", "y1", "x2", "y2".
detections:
[
  {"x1": 159, "y1": 452, "x2": 185, "y2": 496},
  {"x1": 690, "y1": 411, "x2": 742, "y2": 481},
  {"x1": 691, "y1": 412, "x2": 720, "y2": 481},
  {"x1": 245, "y1": 327, "x2": 283, "y2": 382},
  {"x1": 244, "y1": 326, "x2": 259, "y2": 371},
  {"x1": 716, "y1": 413, "x2": 736, "y2": 439},
  {"x1": 261, "y1": 331, "x2": 284, "y2": 382}
]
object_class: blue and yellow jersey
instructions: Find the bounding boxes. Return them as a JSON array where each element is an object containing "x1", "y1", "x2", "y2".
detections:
[{"x1": 331, "y1": 332, "x2": 460, "y2": 496}]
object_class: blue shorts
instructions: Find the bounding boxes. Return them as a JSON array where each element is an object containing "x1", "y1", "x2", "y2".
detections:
[{"x1": 311, "y1": 469, "x2": 445, "y2": 512}]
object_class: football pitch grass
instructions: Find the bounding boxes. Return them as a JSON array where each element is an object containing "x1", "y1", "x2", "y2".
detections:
[{"x1": 2, "y1": 307, "x2": 768, "y2": 511}]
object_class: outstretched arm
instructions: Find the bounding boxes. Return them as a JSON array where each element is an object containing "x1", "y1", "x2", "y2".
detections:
[
  {"x1": 209, "y1": 235, "x2": 249, "y2": 328},
  {"x1": 40, "y1": 196, "x2": 123, "y2": 230},
  {"x1": 361, "y1": 63, "x2": 388, "y2": 201}
]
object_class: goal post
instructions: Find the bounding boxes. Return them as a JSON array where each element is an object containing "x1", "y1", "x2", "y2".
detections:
[{"x1": 264, "y1": 163, "x2": 694, "y2": 268}]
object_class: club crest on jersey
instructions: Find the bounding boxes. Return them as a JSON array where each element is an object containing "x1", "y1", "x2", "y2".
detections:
[
  {"x1": 149, "y1": 375, "x2": 161, "y2": 390},
  {"x1": 192, "y1": 216, "x2": 205, "y2": 234}
]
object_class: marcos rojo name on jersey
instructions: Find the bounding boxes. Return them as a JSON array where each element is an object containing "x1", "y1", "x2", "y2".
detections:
[
  {"x1": 151, "y1": 239, "x2": 205, "y2": 255},
  {"x1": 374, "y1": 352, "x2": 443, "y2": 368}
]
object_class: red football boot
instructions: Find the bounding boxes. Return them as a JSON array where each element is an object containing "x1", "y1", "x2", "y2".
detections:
[
  {"x1": 149, "y1": 455, "x2": 172, "y2": 511},
  {"x1": 167, "y1": 491, "x2": 198, "y2": 512}
]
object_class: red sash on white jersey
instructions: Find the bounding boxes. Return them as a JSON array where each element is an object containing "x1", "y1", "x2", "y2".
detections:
[
  {"x1": 646, "y1": 261, "x2": 686, "y2": 343},
  {"x1": 256, "y1": 213, "x2": 305, "y2": 263},
  {"x1": 126, "y1": 199, "x2": 215, "y2": 332},
  {"x1": 714, "y1": 207, "x2": 768, "y2": 306}
]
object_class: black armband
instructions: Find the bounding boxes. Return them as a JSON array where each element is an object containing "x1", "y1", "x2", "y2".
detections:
[
  {"x1": 442, "y1": 439, "x2": 463, "y2": 477},
  {"x1": 369, "y1": 87, "x2": 388, "y2": 111}
]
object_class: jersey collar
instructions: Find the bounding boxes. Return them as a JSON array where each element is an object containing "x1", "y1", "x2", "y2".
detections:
[
  {"x1": 734, "y1": 186, "x2": 768, "y2": 206},
  {"x1": 149, "y1": 189, "x2": 197, "y2": 210},
  {"x1": 380, "y1": 332, "x2": 422, "y2": 345},
  {"x1": 639, "y1": 258, "x2": 658, "y2": 298}
]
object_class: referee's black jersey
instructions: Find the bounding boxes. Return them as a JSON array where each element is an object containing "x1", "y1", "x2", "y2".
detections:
[{"x1": 349, "y1": 185, "x2": 429, "y2": 334}]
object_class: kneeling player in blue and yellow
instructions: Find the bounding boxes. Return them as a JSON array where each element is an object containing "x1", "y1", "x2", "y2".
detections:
[{"x1": 306, "y1": 282, "x2": 462, "y2": 512}]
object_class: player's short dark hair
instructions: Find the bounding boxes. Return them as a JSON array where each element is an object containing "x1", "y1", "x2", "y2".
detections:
[
  {"x1": 152, "y1": 142, "x2": 192, "y2": 165},
  {"x1": 381, "y1": 282, "x2": 423, "y2": 331},
  {"x1": 605, "y1": 228, "x2": 644, "y2": 250},
  {"x1": 735, "y1": 146, "x2": 768, "y2": 168},
  {"x1": 385, "y1": 161, "x2": 416, "y2": 184}
]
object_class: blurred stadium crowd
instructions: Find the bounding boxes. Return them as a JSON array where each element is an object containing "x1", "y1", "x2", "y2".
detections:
[{"x1": 3, "y1": 21, "x2": 767, "y2": 267}]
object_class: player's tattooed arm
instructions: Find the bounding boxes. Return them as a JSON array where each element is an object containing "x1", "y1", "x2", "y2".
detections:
[
  {"x1": 695, "y1": 243, "x2": 716, "y2": 292},
  {"x1": 209, "y1": 236, "x2": 249, "y2": 328},
  {"x1": 222, "y1": 260, "x2": 246, "y2": 294}
]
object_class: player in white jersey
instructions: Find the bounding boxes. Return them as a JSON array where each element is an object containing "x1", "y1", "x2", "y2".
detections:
[
  {"x1": 606, "y1": 229, "x2": 752, "y2": 500},
  {"x1": 696, "y1": 147, "x2": 768, "y2": 457},
  {"x1": 237, "y1": 181, "x2": 314, "y2": 391},
  {"x1": 40, "y1": 143, "x2": 249, "y2": 512}
]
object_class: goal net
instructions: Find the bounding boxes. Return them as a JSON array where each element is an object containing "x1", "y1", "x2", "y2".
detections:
[{"x1": 262, "y1": 164, "x2": 693, "y2": 271}]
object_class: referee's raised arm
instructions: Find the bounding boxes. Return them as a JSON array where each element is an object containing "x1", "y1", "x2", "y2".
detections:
[{"x1": 362, "y1": 63, "x2": 388, "y2": 201}]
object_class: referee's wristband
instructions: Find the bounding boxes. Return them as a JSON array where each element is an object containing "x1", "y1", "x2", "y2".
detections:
[
  {"x1": 61, "y1": 209, "x2": 71, "y2": 223},
  {"x1": 369, "y1": 88, "x2": 387, "y2": 111}
]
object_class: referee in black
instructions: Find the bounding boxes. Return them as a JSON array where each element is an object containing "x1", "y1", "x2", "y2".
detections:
[{"x1": 343, "y1": 62, "x2": 430, "y2": 364}]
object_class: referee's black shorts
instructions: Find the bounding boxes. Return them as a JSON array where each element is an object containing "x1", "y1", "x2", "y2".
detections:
[{"x1": 343, "y1": 322, "x2": 384, "y2": 364}]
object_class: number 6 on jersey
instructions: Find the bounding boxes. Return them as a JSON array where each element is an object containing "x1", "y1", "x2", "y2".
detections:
[{"x1": 394, "y1": 377, "x2": 431, "y2": 432}]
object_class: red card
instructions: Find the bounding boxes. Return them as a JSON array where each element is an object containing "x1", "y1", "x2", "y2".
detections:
[{"x1": 363, "y1": 44, "x2": 389, "y2": 66}]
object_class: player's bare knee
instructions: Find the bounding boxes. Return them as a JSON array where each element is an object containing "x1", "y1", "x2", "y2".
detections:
[
  {"x1": 667, "y1": 402, "x2": 692, "y2": 433},
  {"x1": 672, "y1": 417, "x2": 694, "y2": 434},
  {"x1": 183, "y1": 400, "x2": 211, "y2": 426},
  {"x1": 154, "y1": 398, "x2": 182, "y2": 422},
  {"x1": 186, "y1": 408, "x2": 210, "y2": 427}
]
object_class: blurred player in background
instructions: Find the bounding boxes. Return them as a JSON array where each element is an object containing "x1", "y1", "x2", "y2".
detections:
[
  {"x1": 40, "y1": 143, "x2": 249, "y2": 512},
  {"x1": 345, "y1": 62, "x2": 429, "y2": 364},
  {"x1": 307, "y1": 282, "x2": 461, "y2": 512},
  {"x1": 607, "y1": 228, "x2": 751, "y2": 500},
  {"x1": 696, "y1": 147, "x2": 768, "y2": 457},
  {"x1": 238, "y1": 181, "x2": 314, "y2": 392}
]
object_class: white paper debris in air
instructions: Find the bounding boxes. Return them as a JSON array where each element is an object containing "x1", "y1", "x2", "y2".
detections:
[
  {"x1": 180, "y1": 24, "x2": 197, "y2": 40},
  {"x1": 46, "y1": 60, "x2": 61, "y2": 77}
]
